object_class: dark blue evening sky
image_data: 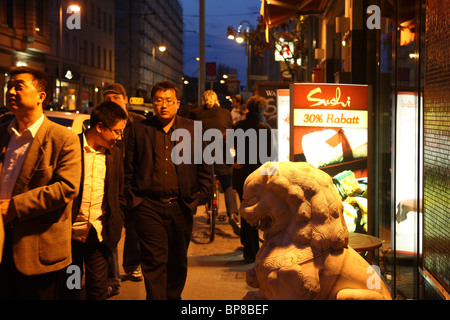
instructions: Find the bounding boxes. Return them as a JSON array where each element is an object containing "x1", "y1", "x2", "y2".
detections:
[{"x1": 181, "y1": 0, "x2": 261, "y2": 84}]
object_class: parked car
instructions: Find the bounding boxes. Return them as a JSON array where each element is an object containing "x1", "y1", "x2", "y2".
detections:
[
  {"x1": 0, "y1": 110, "x2": 90, "y2": 134},
  {"x1": 127, "y1": 103, "x2": 154, "y2": 118},
  {"x1": 44, "y1": 111, "x2": 91, "y2": 134}
]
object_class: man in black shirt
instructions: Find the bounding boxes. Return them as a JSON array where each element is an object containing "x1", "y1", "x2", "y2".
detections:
[{"x1": 124, "y1": 81, "x2": 212, "y2": 300}]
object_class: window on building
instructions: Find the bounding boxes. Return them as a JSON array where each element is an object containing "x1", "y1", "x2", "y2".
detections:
[
  {"x1": 91, "y1": 42, "x2": 95, "y2": 66},
  {"x1": 83, "y1": 40, "x2": 88, "y2": 64},
  {"x1": 35, "y1": 0, "x2": 44, "y2": 35},
  {"x1": 103, "y1": 11, "x2": 106, "y2": 32},
  {"x1": 103, "y1": 47, "x2": 106, "y2": 70},
  {"x1": 97, "y1": 45, "x2": 100, "y2": 68},
  {"x1": 97, "y1": 7, "x2": 101, "y2": 29},
  {"x1": 6, "y1": 0, "x2": 14, "y2": 28},
  {"x1": 109, "y1": 50, "x2": 112, "y2": 71},
  {"x1": 91, "y1": 3, "x2": 95, "y2": 26}
]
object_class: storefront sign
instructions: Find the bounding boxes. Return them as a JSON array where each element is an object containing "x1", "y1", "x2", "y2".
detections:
[
  {"x1": 274, "y1": 41, "x2": 294, "y2": 61},
  {"x1": 255, "y1": 81, "x2": 290, "y2": 129},
  {"x1": 290, "y1": 83, "x2": 370, "y2": 233},
  {"x1": 290, "y1": 83, "x2": 368, "y2": 169}
]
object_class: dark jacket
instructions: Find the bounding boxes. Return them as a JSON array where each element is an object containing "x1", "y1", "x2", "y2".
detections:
[
  {"x1": 232, "y1": 113, "x2": 273, "y2": 197},
  {"x1": 72, "y1": 134, "x2": 126, "y2": 251},
  {"x1": 189, "y1": 105, "x2": 233, "y2": 176},
  {"x1": 124, "y1": 115, "x2": 213, "y2": 215},
  {"x1": 115, "y1": 111, "x2": 146, "y2": 157}
]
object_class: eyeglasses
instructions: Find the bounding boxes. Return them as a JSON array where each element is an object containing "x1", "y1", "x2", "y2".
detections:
[
  {"x1": 153, "y1": 98, "x2": 179, "y2": 106},
  {"x1": 104, "y1": 125, "x2": 124, "y2": 138}
]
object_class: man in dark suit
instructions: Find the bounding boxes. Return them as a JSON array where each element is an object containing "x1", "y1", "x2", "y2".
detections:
[
  {"x1": 125, "y1": 81, "x2": 212, "y2": 300},
  {"x1": 232, "y1": 95, "x2": 274, "y2": 263},
  {"x1": 70, "y1": 101, "x2": 127, "y2": 299},
  {"x1": 0, "y1": 67, "x2": 81, "y2": 299}
]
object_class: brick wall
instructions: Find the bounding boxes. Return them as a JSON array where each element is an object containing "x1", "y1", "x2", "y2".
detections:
[{"x1": 423, "y1": 0, "x2": 450, "y2": 293}]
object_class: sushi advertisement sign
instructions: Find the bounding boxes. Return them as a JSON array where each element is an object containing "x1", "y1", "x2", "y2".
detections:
[{"x1": 290, "y1": 83, "x2": 370, "y2": 233}]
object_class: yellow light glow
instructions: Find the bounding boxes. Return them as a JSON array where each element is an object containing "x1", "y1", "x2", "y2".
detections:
[{"x1": 68, "y1": 5, "x2": 81, "y2": 12}]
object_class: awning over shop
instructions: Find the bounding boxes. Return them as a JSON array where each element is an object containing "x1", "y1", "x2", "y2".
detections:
[{"x1": 260, "y1": 0, "x2": 327, "y2": 29}]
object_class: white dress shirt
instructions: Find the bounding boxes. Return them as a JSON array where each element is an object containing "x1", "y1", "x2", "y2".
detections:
[
  {"x1": 72, "y1": 134, "x2": 107, "y2": 243},
  {"x1": 0, "y1": 114, "x2": 44, "y2": 200}
]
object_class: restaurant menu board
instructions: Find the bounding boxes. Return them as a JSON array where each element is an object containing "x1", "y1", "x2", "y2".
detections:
[
  {"x1": 254, "y1": 81, "x2": 290, "y2": 129},
  {"x1": 290, "y1": 83, "x2": 369, "y2": 233}
]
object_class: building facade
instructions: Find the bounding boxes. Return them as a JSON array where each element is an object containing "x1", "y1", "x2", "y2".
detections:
[
  {"x1": 0, "y1": 0, "x2": 116, "y2": 111},
  {"x1": 260, "y1": 0, "x2": 449, "y2": 300},
  {"x1": 115, "y1": 0, "x2": 183, "y2": 101},
  {"x1": 46, "y1": 0, "x2": 116, "y2": 111},
  {"x1": 0, "y1": 0, "x2": 51, "y2": 107},
  {"x1": 1, "y1": 0, "x2": 184, "y2": 110}
]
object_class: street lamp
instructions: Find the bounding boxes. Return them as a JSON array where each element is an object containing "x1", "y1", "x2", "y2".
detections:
[
  {"x1": 153, "y1": 44, "x2": 167, "y2": 85},
  {"x1": 68, "y1": 4, "x2": 80, "y2": 13},
  {"x1": 58, "y1": 1, "x2": 81, "y2": 109},
  {"x1": 227, "y1": 20, "x2": 254, "y2": 92}
]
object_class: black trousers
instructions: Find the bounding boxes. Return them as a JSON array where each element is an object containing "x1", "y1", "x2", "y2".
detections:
[
  {"x1": 70, "y1": 228, "x2": 110, "y2": 300},
  {"x1": 134, "y1": 198, "x2": 192, "y2": 300},
  {"x1": 237, "y1": 191, "x2": 260, "y2": 261},
  {"x1": 0, "y1": 227, "x2": 66, "y2": 300}
]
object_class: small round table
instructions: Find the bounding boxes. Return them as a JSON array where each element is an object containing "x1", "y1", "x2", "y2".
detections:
[{"x1": 348, "y1": 232, "x2": 382, "y2": 263}]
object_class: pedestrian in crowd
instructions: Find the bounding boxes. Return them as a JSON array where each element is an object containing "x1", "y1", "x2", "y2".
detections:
[
  {"x1": 230, "y1": 94, "x2": 247, "y2": 124},
  {"x1": 189, "y1": 90, "x2": 240, "y2": 235},
  {"x1": 102, "y1": 83, "x2": 145, "y2": 296},
  {"x1": 124, "y1": 80, "x2": 213, "y2": 300},
  {"x1": 0, "y1": 66, "x2": 82, "y2": 299},
  {"x1": 232, "y1": 95, "x2": 273, "y2": 263},
  {"x1": 69, "y1": 101, "x2": 127, "y2": 300}
]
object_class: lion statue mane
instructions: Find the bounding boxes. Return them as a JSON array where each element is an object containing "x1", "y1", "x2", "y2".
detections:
[{"x1": 240, "y1": 162, "x2": 391, "y2": 300}]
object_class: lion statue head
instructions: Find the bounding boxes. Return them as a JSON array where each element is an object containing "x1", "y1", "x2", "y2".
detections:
[{"x1": 239, "y1": 161, "x2": 348, "y2": 251}]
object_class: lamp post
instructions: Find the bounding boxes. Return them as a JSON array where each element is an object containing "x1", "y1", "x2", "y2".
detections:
[
  {"x1": 152, "y1": 44, "x2": 167, "y2": 86},
  {"x1": 58, "y1": 1, "x2": 80, "y2": 108},
  {"x1": 199, "y1": 0, "x2": 205, "y2": 108},
  {"x1": 227, "y1": 20, "x2": 254, "y2": 92}
]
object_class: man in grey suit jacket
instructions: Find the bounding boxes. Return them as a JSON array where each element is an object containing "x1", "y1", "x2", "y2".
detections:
[{"x1": 0, "y1": 67, "x2": 81, "y2": 299}]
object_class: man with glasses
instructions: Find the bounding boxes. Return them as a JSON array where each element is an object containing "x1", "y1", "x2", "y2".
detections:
[
  {"x1": 68, "y1": 101, "x2": 127, "y2": 299},
  {"x1": 124, "y1": 81, "x2": 212, "y2": 300},
  {"x1": 102, "y1": 83, "x2": 145, "y2": 296}
]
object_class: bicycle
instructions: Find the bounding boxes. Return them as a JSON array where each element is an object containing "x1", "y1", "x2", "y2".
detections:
[{"x1": 204, "y1": 177, "x2": 220, "y2": 243}]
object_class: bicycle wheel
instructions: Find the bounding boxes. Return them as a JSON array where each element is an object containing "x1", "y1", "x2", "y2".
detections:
[{"x1": 208, "y1": 207, "x2": 216, "y2": 242}]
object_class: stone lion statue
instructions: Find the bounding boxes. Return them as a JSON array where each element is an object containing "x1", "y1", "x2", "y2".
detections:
[{"x1": 240, "y1": 162, "x2": 392, "y2": 300}]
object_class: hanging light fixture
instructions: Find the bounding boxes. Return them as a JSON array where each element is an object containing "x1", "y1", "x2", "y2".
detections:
[{"x1": 235, "y1": 35, "x2": 245, "y2": 44}]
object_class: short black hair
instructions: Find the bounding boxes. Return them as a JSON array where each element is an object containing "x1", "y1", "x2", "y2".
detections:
[
  {"x1": 90, "y1": 101, "x2": 127, "y2": 128},
  {"x1": 151, "y1": 80, "x2": 180, "y2": 100},
  {"x1": 9, "y1": 66, "x2": 52, "y2": 109}
]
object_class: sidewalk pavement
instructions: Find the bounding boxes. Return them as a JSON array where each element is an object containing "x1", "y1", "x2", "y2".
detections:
[{"x1": 108, "y1": 194, "x2": 255, "y2": 300}]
